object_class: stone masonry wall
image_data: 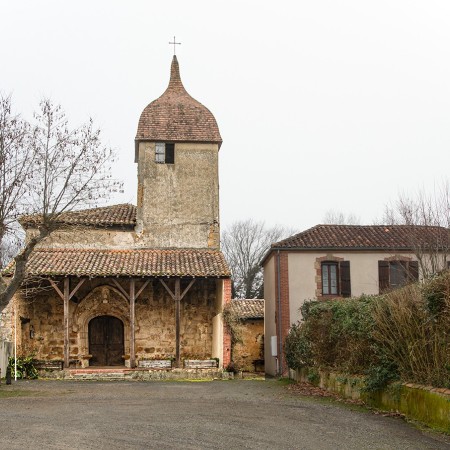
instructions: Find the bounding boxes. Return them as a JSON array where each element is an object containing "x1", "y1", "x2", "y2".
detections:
[
  {"x1": 233, "y1": 319, "x2": 264, "y2": 372},
  {"x1": 14, "y1": 278, "x2": 217, "y2": 367},
  {"x1": 136, "y1": 141, "x2": 220, "y2": 249}
]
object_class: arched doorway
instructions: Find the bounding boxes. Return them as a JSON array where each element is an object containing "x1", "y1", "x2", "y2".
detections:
[{"x1": 89, "y1": 316, "x2": 124, "y2": 366}]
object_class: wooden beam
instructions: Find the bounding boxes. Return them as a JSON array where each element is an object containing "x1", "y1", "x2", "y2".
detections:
[
  {"x1": 63, "y1": 278, "x2": 70, "y2": 369},
  {"x1": 135, "y1": 279, "x2": 150, "y2": 301},
  {"x1": 159, "y1": 279, "x2": 175, "y2": 300},
  {"x1": 49, "y1": 279, "x2": 64, "y2": 301},
  {"x1": 129, "y1": 279, "x2": 136, "y2": 369},
  {"x1": 180, "y1": 279, "x2": 195, "y2": 300},
  {"x1": 174, "y1": 278, "x2": 181, "y2": 368},
  {"x1": 69, "y1": 279, "x2": 85, "y2": 300},
  {"x1": 112, "y1": 278, "x2": 130, "y2": 301}
]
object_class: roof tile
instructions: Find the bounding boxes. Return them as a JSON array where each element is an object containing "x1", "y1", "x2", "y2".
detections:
[
  {"x1": 20, "y1": 204, "x2": 136, "y2": 228},
  {"x1": 273, "y1": 225, "x2": 449, "y2": 250},
  {"x1": 136, "y1": 56, "x2": 222, "y2": 145},
  {"x1": 230, "y1": 299, "x2": 264, "y2": 319},
  {"x1": 6, "y1": 248, "x2": 230, "y2": 278}
]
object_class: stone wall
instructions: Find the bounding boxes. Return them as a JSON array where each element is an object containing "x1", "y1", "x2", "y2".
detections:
[
  {"x1": 136, "y1": 141, "x2": 220, "y2": 249},
  {"x1": 233, "y1": 319, "x2": 264, "y2": 372},
  {"x1": 291, "y1": 368, "x2": 450, "y2": 432},
  {"x1": 14, "y1": 278, "x2": 218, "y2": 367},
  {"x1": 0, "y1": 304, "x2": 13, "y2": 341}
]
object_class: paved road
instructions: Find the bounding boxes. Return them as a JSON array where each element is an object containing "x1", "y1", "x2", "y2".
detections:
[{"x1": 0, "y1": 379, "x2": 448, "y2": 450}]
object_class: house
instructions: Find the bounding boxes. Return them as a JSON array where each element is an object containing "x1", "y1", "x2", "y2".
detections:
[
  {"x1": 3, "y1": 55, "x2": 232, "y2": 372},
  {"x1": 262, "y1": 224, "x2": 450, "y2": 376},
  {"x1": 228, "y1": 299, "x2": 264, "y2": 372}
]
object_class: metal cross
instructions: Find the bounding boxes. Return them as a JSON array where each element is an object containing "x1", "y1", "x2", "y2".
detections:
[{"x1": 169, "y1": 36, "x2": 181, "y2": 55}]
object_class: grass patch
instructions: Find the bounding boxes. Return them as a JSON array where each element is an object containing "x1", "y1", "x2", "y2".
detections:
[{"x1": 0, "y1": 388, "x2": 40, "y2": 398}]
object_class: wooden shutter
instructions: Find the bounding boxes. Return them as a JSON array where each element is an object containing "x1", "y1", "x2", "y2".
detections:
[
  {"x1": 339, "y1": 261, "x2": 351, "y2": 297},
  {"x1": 378, "y1": 261, "x2": 390, "y2": 293},
  {"x1": 408, "y1": 261, "x2": 419, "y2": 281}
]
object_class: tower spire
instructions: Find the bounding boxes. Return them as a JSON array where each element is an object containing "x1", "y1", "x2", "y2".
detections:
[{"x1": 167, "y1": 54, "x2": 185, "y2": 92}]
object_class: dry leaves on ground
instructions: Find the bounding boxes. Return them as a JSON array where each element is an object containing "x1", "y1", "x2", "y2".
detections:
[{"x1": 286, "y1": 381, "x2": 406, "y2": 418}]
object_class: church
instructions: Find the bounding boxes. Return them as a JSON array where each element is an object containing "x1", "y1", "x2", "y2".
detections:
[{"x1": 5, "y1": 55, "x2": 232, "y2": 373}]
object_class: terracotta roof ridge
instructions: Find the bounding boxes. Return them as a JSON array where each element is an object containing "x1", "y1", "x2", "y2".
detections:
[{"x1": 33, "y1": 248, "x2": 224, "y2": 253}]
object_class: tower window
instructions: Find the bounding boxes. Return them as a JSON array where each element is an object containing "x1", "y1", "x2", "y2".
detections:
[{"x1": 155, "y1": 143, "x2": 175, "y2": 164}]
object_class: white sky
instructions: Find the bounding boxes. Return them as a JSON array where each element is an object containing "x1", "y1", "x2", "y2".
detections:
[{"x1": 1, "y1": 0, "x2": 449, "y2": 232}]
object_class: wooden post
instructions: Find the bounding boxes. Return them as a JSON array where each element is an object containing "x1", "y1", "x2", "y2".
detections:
[
  {"x1": 63, "y1": 278, "x2": 70, "y2": 369},
  {"x1": 129, "y1": 279, "x2": 136, "y2": 368},
  {"x1": 159, "y1": 278, "x2": 195, "y2": 370},
  {"x1": 174, "y1": 278, "x2": 181, "y2": 368}
]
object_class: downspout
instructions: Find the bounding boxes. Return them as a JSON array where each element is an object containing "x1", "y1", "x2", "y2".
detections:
[{"x1": 276, "y1": 250, "x2": 283, "y2": 376}]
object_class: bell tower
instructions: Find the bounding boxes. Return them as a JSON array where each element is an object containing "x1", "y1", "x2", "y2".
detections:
[{"x1": 135, "y1": 56, "x2": 222, "y2": 249}]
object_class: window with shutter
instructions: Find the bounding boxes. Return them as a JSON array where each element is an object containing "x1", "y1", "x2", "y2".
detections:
[
  {"x1": 339, "y1": 261, "x2": 351, "y2": 297},
  {"x1": 155, "y1": 143, "x2": 175, "y2": 164},
  {"x1": 379, "y1": 260, "x2": 419, "y2": 293},
  {"x1": 378, "y1": 261, "x2": 390, "y2": 293}
]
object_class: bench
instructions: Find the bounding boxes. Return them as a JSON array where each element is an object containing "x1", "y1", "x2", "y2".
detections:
[
  {"x1": 33, "y1": 360, "x2": 64, "y2": 370},
  {"x1": 138, "y1": 359, "x2": 172, "y2": 369},
  {"x1": 252, "y1": 359, "x2": 265, "y2": 372},
  {"x1": 184, "y1": 359, "x2": 218, "y2": 369}
]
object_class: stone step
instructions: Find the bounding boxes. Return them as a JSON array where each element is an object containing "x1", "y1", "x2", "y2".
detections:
[{"x1": 66, "y1": 372, "x2": 128, "y2": 381}]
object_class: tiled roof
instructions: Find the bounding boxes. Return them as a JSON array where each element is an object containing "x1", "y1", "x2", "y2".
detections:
[
  {"x1": 136, "y1": 56, "x2": 222, "y2": 146},
  {"x1": 6, "y1": 248, "x2": 230, "y2": 278},
  {"x1": 272, "y1": 224, "x2": 450, "y2": 250},
  {"x1": 20, "y1": 204, "x2": 136, "y2": 228},
  {"x1": 230, "y1": 299, "x2": 264, "y2": 320}
]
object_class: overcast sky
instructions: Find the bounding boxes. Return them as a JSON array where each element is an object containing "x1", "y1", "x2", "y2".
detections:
[{"x1": 1, "y1": 1, "x2": 449, "y2": 232}]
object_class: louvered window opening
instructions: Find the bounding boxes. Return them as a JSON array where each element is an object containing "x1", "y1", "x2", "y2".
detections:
[{"x1": 155, "y1": 143, "x2": 175, "y2": 164}]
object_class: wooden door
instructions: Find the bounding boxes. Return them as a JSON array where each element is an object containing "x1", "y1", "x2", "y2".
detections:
[{"x1": 89, "y1": 316, "x2": 124, "y2": 366}]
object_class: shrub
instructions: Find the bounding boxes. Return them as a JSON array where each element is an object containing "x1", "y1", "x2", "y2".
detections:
[
  {"x1": 285, "y1": 273, "x2": 450, "y2": 389},
  {"x1": 422, "y1": 270, "x2": 450, "y2": 317},
  {"x1": 290, "y1": 297, "x2": 376, "y2": 374},
  {"x1": 8, "y1": 355, "x2": 38, "y2": 379},
  {"x1": 284, "y1": 323, "x2": 312, "y2": 370},
  {"x1": 372, "y1": 280, "x2": 450, "y2": 388}
]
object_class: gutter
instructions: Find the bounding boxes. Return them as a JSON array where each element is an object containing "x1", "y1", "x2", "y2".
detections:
[{"x1": 276, "y1": 249, "x2": 282, "y2": 376}]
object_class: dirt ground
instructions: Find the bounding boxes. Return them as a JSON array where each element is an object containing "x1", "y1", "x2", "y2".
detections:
[{"x1": 0, "y1": 379, "x2": 448, "y2": 450}]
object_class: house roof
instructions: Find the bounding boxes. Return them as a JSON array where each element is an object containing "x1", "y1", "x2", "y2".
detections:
[
  {"x1": 271, "y1": 224, "x2": 449, "y2": 251},
  {"x1": 135, "y1": 56, "x2": 222, "y2": 146},
  {"x1": 20, "y1": 204, "x2": 136, "y2": 228},
  {"x1": 230, "y1": 299, "x2": 264, "y2": 320},
  {"x1": 5, "y1": 248, "x2": 230, "y2": 278}
]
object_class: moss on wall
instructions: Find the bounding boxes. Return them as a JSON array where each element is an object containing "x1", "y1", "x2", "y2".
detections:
[{"x1": 293, "y1": 368, "x2": 450, "y2": 433}]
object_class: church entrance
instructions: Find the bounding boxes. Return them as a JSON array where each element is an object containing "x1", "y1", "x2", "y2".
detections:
[{"x1": 88, "y1": 316, "x2": 124, "y2": 366}]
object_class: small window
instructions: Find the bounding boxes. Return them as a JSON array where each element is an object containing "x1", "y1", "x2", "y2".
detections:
[
  {"x1": 389, "y1": 261, "x2": 408, "y2": 288},
  {"x1": 320, "y1": 261, "x2": 351, "y2": 297},
  {"x1": 378, "y1": 260, "x2": 419, "y2": 293},
  {"x1": 155, "y1": 143, "x2": 175, "y2": 164},
  {"x1": 322, "y1": 262, "x2": 338, "y2": 295}
]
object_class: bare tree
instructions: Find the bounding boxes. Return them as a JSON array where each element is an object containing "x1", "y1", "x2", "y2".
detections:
[
  {"x1": 222, "y1": 220, "x2": 295, "y2": 299},
  {"x1": 382, "y1": 181, "x2": 450, "y2": 278},
  {"x1": 0, "y1": 95, "x2": 33, "y2": 266},
  {"x1": 0, "y1": 98, "x2": 120, "y2": 309},
  {"x1": 323, "y1": 209, "x2": 360, "y2": 225}
]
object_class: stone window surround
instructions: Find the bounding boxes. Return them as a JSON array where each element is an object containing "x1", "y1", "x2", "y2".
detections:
[{"x1": 315, "y1": 255, "x2": 344, "y2": 299}]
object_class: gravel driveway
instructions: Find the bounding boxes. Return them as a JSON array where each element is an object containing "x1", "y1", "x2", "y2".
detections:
[{"x1": 0, "y1": 379, "x2": 448, "y2": 450}]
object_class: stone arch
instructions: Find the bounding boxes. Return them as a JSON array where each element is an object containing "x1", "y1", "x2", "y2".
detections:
[{"x1": 73, "y1": 285, "x2": 132, "y2": 367}]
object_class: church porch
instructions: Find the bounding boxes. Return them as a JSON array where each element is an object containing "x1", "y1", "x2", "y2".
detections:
[{"x1": 9, "y1": 248, "x2": 232, "y2": 371}]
